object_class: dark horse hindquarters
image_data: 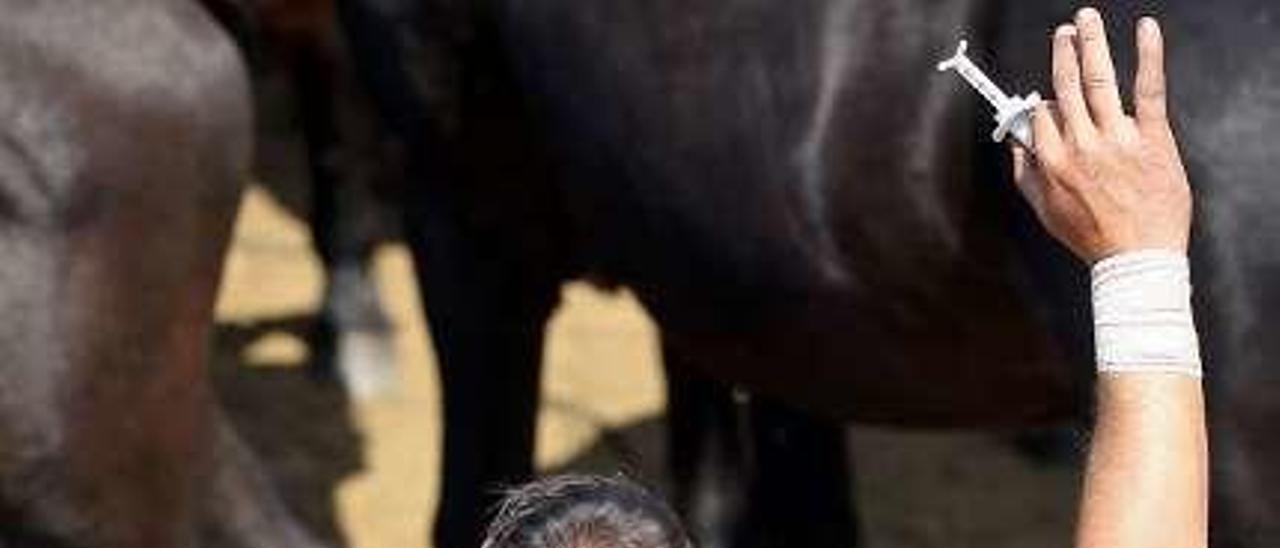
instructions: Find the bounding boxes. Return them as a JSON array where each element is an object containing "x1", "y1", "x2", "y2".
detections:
[{"x1": 337, "y1": 0, "x2": 1280, "y2": 546}]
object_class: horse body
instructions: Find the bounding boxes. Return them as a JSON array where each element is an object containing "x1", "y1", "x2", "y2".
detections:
[
  {"x1": 340, "y1": 0, "x2": 1280, "y2": 545},
  {"x1": 502, "y1": 0, "x2": 1080, "y2": 425}
]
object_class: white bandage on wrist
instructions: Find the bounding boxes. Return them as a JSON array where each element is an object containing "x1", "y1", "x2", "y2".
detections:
[{"x1": 1091, "y1": 250, "x2": 1202, "y2": 377}]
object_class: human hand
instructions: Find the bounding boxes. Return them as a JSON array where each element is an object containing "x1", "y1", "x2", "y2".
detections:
[{"x1": 1012, "y1": 8, "x2": 1191, "y2": 264}]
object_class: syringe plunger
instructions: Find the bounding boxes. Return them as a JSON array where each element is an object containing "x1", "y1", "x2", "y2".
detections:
[{"x1": 937, "y1": 39, "x2": 1041, "y2": 148}]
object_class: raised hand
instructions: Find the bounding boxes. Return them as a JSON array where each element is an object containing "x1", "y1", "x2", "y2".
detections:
[{"x1": 1013, "y1": 8, "x2": 1191, "y2": 264}]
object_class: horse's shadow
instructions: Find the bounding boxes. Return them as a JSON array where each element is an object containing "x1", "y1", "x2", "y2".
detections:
[
  {"x1": 545, "y1": 411, "x2": 1082, "y2": 548},
  {"x1": 541, "y1": 407, "x2": 671, "y2": 491},
  {"x1": 211, "y1": 314, "x2": 364, "y2": 548}
]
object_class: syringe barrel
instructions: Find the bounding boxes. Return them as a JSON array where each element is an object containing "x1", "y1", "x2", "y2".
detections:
[{"x1": 954, "y1": 58, "x2": 1012, "y2": 108}]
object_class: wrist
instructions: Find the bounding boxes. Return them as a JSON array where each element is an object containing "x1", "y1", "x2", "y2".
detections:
[{"x1": 1091, "y1": 250, "x2": 1201, "y2": 377}]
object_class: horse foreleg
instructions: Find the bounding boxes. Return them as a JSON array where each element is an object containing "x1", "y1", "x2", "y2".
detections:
[
  {"x1": 289, "y1": 26, "x2": 396, "y2": 398},
  {"x1": 739, "y1": 398, "x2": 857, "y2": 548},
  {"x1": 663, "y1": 345, "x2": 858, "y2": 548},
  {"x1": 662, "y1": 346, "x2": 751, "y2": 548},
  {"x1": 402, "y1": 193, "x2": 559, "y2": 548}
]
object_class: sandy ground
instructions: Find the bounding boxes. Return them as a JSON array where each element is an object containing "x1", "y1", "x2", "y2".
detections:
[
  {"x1": 214, "y1": 184, "x2": 672, "y2": 548},
  {"x1": 210, "y1": 73, "x2": 1081, "y2": 548}
]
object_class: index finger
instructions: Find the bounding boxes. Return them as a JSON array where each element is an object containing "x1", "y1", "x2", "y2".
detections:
[{"x1": 1075, "y1": 8, "x2": 1127, "y2": 129}]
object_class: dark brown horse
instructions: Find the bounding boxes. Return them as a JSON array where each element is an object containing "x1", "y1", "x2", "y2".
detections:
[{"x1": 331, "y1": 0, "x2": 1280, "y2": 546}]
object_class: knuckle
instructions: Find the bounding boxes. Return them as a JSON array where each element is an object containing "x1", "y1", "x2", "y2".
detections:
[
  {"x1": 1137, "y1": 80, "x2": 1166, "y2": 95},
  {"x1": 1083, "y1": 74, "x2": 1116, "y2": 90},
  {"x1": 1037, "y1": 148, "x2": 1070, "y2": 173},
  {"x1": 1080, "y1": 31, "x2": 1105, "y2": 45},
  {"x1": 1140, "y1": 124, "x2": 1175, "y2": 144},
  {"x1": 1136, "y1": 84, "x2": 1167, "y2": 105},
  {"x1": 1073, "y1": 134, "x2": 1102, "y2": 155},
  {"x1": 1054, "y1": 68, "x2": 1080, "y2": 86},
  {"x1": 1112, "y1": 125, "x2": 1143, "y2": 149}
]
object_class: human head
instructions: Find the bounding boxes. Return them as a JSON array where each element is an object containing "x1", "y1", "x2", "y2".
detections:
[{"x1": 481, "y1": 474, "x2": 693, "y2": 548}]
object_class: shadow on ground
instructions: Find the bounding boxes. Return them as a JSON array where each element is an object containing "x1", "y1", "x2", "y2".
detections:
[
  {"x1": 211, "y1": 314, "x2": 364, "y2": 548},
  {"x1": 545, "y1": 409, "x2": 1083, "y2": 548},
  {"x1": 206, "y1": 311, "x2": 1081, "y2": 548}
]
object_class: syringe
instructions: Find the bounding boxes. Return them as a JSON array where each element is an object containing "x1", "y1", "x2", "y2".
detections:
[{"x1": 937, "y1": 40, "x2": 1041, "y2": 148}]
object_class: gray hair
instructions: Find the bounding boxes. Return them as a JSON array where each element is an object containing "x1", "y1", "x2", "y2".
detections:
[{"x1": 481, "y1": 474, "x2": 694, "y2": 548}]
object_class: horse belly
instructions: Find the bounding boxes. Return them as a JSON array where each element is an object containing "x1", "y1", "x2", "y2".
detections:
[{"x1": 642, "y1": 255, "x2": 1082, "y2": 427}]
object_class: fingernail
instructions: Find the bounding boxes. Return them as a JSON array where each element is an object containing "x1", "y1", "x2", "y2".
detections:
[
  {"x1": 1055, "y1": 24, "x2": 1077, "y2": 38},
  {"x1": 1139, "y1": 17, "x2": 1160, "y2": 35},
  {"x1": 1078, "y1": 7, "x2": 1101, "y2": 21}
]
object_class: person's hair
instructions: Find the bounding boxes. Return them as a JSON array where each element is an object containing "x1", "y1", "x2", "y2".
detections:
[{"x1": 481, "y1": 474, "x2": 694, "y2": 548}]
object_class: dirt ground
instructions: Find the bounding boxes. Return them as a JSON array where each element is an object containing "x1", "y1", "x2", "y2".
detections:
[{"x1": 210, "y1": 75, "x2": 1081, "y2": 548}]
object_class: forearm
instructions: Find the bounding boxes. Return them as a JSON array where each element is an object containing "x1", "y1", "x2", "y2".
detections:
[
  {"x1": 1074, "y1": 249, "x2": 1207, "y2": 548},
  {"x1": 1006, "y1": 9, "x2": 1209, "y2": 548},
  {"x1": 1076, "y1": 375, "x2": 1207, "y2": 548}
]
